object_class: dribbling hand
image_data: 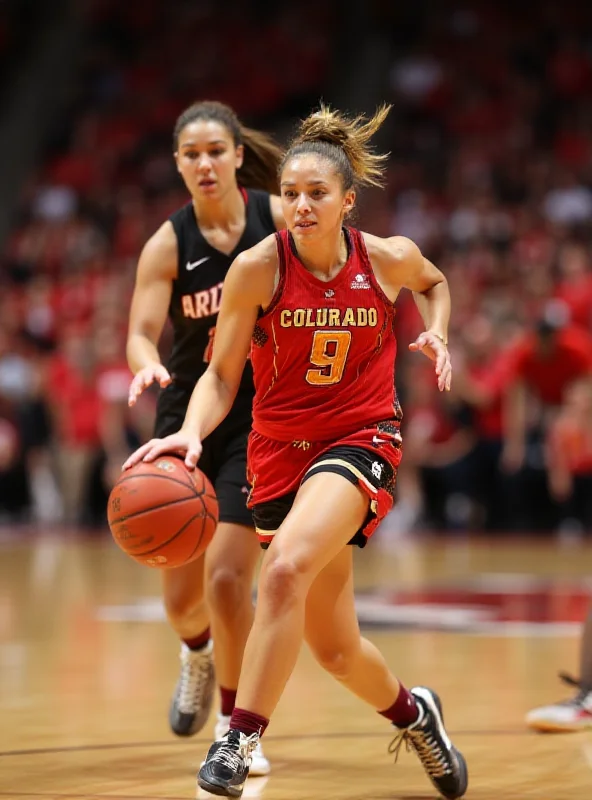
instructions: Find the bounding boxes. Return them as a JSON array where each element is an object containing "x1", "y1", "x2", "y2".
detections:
[
  {"x1": 122, "y1": 430, "x2": 203, "y2": 471},
  {"x1": 128, "y1": 364, "x2": 172, "y2": 407},
  {"x1": 409, "y1": 331, "x2": 452, "y2": 392}
]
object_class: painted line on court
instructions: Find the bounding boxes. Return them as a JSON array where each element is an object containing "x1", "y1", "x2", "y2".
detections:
[{"x1": 0, "y1": 727, "x2": 530, "y2": 758}]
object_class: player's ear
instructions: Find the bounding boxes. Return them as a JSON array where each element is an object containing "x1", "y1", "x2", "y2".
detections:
[
  {"x1": 235, "y1": 144, "x2": 244, "y2": 170},
  {"x1": 174, "y1": 151, "x2": 182, "y2": 173},
  {"x1": 343, "y1": 189, "x2": 356, "y2": 217}
]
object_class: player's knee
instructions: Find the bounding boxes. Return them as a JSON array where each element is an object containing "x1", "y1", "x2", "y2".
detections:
[
  {"x1": 206, "y1": 564, "x2": 252, "y2": 619},
  {"x1": 259, "y1": 555, "x2": 307, "y2": 611}
]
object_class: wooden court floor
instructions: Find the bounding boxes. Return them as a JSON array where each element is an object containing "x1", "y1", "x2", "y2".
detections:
[{"x1": 1, "y1": 525, "x2": 591, "y2": 799}]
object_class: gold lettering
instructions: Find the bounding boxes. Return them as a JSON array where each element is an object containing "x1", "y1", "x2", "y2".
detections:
[
  {"x1": 293, "y1": 309, "x2": 306, "y2": 327},
  {"x1": 328, "y1": 309, "x2": 340, "y2": 326},
  {"x1": 342, "y1": 308, "x2": 356, "y2": 326},
  {"x1": 279, "y1": 306, "x2": 378, "y2": 328},
  {"x1": 316, "y1": 308, "x2": 328, "y2": 326}
]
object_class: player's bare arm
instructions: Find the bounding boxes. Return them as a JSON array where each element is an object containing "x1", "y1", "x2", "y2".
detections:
[
  {"x1": 365, "y1": 233, "x2": 452, "y2": 392},
  {"x1": 127, "y1": 221, "x2": 177, "y2": 404}
]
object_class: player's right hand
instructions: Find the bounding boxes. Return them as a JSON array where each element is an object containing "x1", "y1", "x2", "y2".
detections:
[
  {"x1": 122, "y1": 429, "x2": 203, "y2": 471},
  {"x1": 128, "y1": 364, "x2": 172, "y2": 406}
]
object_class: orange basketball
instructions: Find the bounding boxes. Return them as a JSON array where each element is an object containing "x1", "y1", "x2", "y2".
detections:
[{"x1": 107, "y1": 456, "x2": 218, "y2": 569}]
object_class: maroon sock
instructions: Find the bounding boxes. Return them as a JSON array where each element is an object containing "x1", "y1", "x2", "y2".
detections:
[
  {"x1": 230, "y1": 707, "x2": 269, "y2": 737},
  {"x1": 220, "y1": 686, "x2": 237, "y2": 717},
  {"x1": 379, "y1": 684, "x2": 420, "y2": 728},
  {"x1": 182, "y1": 627, "x2": 211, "y2": 651}
]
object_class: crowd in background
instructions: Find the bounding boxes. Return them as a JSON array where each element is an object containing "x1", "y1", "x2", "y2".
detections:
[{"x1": 1, "y1": 1, "x2": 591, "y2": 534}]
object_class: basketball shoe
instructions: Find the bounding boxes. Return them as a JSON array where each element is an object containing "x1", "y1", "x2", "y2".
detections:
[
  {"x1": 198, "y1": 729, "x2": 260, "y2": 797},
  {"x1": 169, "y1": 641, "x2": 215, "y2": 736},
  {"x1": 389, "y1": 686, "x2": 468, "y2": 800},
  {"x1": 526, "y1": 673, "x2": 592, "y2": 732},
  {"x1": 214, "y1": 714, "x2": 271, "y2": 776}
]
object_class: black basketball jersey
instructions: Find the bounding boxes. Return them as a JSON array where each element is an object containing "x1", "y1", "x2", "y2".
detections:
[{"x1": 167, "y1": 188, "x2": 276, "y2": 391}]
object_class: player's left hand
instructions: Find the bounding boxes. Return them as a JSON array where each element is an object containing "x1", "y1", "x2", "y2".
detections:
[
  {"x1": 409, "y1": 331, "x2": 451, "y2": 392},
  {"x1": 122, "y1": 429, "x2": 203, "y2": 471}
]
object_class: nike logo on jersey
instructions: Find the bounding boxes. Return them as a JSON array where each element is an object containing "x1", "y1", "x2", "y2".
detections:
[{"x1": 186, "y1": 256, "x2": 210, "y2": 271}]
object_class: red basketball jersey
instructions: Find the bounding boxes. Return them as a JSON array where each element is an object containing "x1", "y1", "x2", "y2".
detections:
[{"x1": 250, "y1": 227, "x2": 402, "y2": 442}]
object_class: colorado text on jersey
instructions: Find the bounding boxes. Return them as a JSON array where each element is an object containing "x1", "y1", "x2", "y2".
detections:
[{"x1": 279, "y1": 307, "x2": 379, "y2": 328}]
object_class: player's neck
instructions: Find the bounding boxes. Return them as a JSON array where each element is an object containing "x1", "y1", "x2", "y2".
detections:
[
  {"x1": 295, "y1": 228, "x2": 348, "y2": 281},
  {"x1": 193, "y1": 185, "x2": 245, "y2": 231}
]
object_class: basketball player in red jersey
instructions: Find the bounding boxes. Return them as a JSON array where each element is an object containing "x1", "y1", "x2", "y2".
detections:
[
  {"x1": 124, "y1": 104, "x2": 467, "y2": 799},
  {"x1": 125, "y1": 101, "x2": 284, "y2": 774}
]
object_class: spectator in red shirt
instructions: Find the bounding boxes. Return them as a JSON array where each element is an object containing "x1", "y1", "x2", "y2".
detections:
[
  {"x1": 502, "y1": 305, "x2": 592, "y2": 474},
  {"x1": 498, "y1": 304, "x2": 592, "y2": 530}
]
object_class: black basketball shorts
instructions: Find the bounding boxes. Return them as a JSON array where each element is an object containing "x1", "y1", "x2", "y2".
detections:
[
  {"x1": 154, "y1": 383, "x2": 254, "y2": 528},
  {"x1": 251, "y1": 440, "x2": 399, "y2": 550}
]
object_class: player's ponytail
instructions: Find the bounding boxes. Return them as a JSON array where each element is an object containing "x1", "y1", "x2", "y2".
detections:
[
  {"x1": 237, "y1": 126, "x2": 282, "y2": 194},
  {"x1": 282, "y1": 103, "x2": 391, "y2": 189},
  {"x1": 173, "y1": 100, "x2": 282, "y2": 193}
]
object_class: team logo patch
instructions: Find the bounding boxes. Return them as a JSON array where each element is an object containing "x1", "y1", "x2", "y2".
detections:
[
  {"x1": 325, "y1": 289, "x2": 335, "y2": 298},
  {"x1": 351, "y1": 273, "x2": 371, "y2": 289}
]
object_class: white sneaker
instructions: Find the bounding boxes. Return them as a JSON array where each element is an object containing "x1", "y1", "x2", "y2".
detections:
[
  {"x1": 169, "y1": 641, "x2": 215, "y2": 737},
  {"x1": 214, "y1": 714, "x2": 271, "y2": 777},
  {"x1": 526, "y1": 674, "x2": 592, "y2": 733}
]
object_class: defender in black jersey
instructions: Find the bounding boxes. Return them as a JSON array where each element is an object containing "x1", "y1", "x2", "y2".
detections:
[
  {"x1": 126, "y1": 101, "x2": 284, "y2": 775},
  {"x1": 155, "y1": 187, "x2": 277, "y2": 522}
]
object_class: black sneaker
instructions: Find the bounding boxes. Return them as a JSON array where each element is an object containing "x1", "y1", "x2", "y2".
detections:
[
  {"x1": 389, "y1": 686, "x2": 468, "y2": 799},
  {"x1": 198, "y1": 729, "x2": 260, "y2": 798},
  {"x1": 169, "y1": 641, "x2": 215, "y2": 736}
]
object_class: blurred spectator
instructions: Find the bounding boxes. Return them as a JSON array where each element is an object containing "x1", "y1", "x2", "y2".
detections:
[
  {"x1": 43, "y1": 326, "x2": 101, "y2": 524},
  {"x1": 400, "y1": 361, "x2": 476, "y2": 531},
  {"x1": 453, "y1": 316, "x2": 516, "y2": 530},
  {"x1": 498, "y1": 305, "x2": 592, "y2": 530}
]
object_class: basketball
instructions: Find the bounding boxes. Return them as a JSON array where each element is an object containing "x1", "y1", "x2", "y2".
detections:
[{"x1": 107, "y1": 456, "x2": 218, "y2": 569}]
